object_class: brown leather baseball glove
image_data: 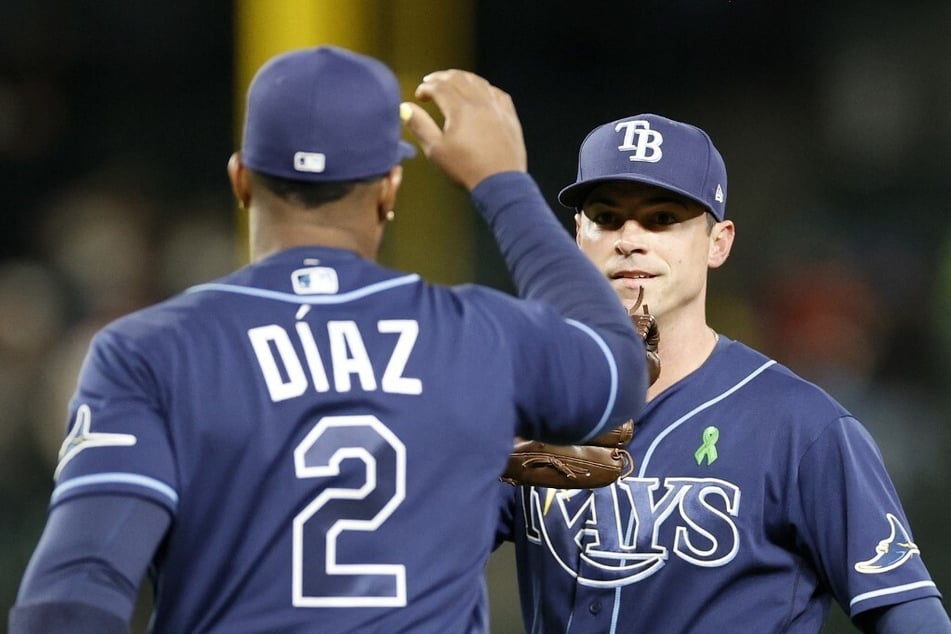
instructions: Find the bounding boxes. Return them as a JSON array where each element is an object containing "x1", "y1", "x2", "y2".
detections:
[
  {"x1": 500, "y1": 289, "x2": 659, "y2": 489},
  {"x1": 500, "y1": 419, "x2": 634, "y2": 488},
  {"x1": 631, "y1": 293, "x2": 661, "y2": 386}
]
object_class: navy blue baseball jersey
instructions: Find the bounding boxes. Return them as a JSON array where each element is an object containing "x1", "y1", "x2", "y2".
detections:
[
  {"x1": 13, "y1": 174, "x2": 647, "y2": 633},
  {"x1": 499, "y1": 335, "x2": 941, "y2": 632}
]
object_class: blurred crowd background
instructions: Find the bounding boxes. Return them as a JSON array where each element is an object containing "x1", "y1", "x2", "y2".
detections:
[{"x1": 2, "y1": 1, "x2": 950, "y2": 632}]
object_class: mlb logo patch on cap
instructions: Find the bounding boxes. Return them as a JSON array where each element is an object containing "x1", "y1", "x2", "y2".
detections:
[{"x1": 293, "y1": 152, "x2": 326, "y2": 174}]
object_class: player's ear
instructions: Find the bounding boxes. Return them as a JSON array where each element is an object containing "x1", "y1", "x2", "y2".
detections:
[
  {"x1": 707, "y1": 219, "x2": 735, "y2": 269},
  {"x1": 377, "y1": 165, "x2": 403, "y2": 222},
  {"x1": 574, "y1": 212, "x2": 584, "y2": 247},
  {"x1": 228, "y1": 152, "x2": 251, "y2": 210}
]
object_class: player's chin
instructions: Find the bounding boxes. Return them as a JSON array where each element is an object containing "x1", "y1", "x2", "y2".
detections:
[
  {"x1": 611, "y1": 274, "x2": 655, "y2": 291},
  {"x1": 614, "y1": 284, "x2": 648, "y2": 310}
]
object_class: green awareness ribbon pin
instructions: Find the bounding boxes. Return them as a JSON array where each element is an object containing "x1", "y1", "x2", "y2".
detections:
[{"x1": 694, "y1": 426, "x2": 719, "y2": 466}]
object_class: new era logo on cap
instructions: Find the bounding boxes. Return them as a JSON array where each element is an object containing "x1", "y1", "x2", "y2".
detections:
[{"x1": 558, "y1": 113, "x2": 728, "y2": 221}]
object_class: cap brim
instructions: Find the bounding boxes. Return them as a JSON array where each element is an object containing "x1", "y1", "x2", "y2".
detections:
[
  {"x1": 398, "y1": 140, "x2": 416, "y2": 161},
  {"x1": 558, "y1": 174, "x2": 715, "y2": 218}
]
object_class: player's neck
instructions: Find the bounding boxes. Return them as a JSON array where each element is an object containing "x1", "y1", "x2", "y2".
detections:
[
  {"x1": 249, "y1": 204, "x2": 383, "y2": 262},
  {"x1": 646, "y1": 315, "x2": 718, "y2": 401}
]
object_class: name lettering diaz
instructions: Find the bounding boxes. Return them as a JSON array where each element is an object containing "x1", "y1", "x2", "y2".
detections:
[
  {"x1": 248, "y1": 319, "x2": 422, "y2": 401},
  {"x1": 523, "y1": 477, "x2": 740, "y2": 586}
]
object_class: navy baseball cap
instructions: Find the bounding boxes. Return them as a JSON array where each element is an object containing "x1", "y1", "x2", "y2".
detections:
[
  {"x1": 240, "y1": 46, "x2": 416, "y2": 182},
  {"x1": 558, "y1": 114, "x2": 727, "y2": 220}
]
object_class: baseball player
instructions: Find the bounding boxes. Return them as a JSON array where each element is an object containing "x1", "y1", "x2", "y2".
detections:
[
  {"x1": 496, "y1": 114, "x2": 951, "y2": 632},
  {"x1": 8, "y1": 48, "x2": 649, "y2": 633}
]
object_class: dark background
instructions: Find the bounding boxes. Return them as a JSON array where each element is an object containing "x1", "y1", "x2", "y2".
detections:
[{"x1": 2, "y1": 2, "x2": 950, "y2": 632}]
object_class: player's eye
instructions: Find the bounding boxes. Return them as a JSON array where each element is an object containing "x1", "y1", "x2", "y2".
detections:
[
  {"x1": 647, "y1": 210, "x2": 679, "y2": 227},
  {"x1": 587, "y1": 210, "x2": 624, "y2": 230}
]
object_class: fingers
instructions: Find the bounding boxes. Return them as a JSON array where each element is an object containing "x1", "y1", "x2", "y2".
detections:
[
  {"x1": 399, "y1": 101, "x2": 441, "y2": 157},
  {"x1": 400, "y1": 68, "x2": 526, "y2": 190},
  {"x1": 416, "y1": 69, "x2": 488, "y2": 100},
  {"x1": 415, "y1": 69, "x2": 508, "y2": 120}
]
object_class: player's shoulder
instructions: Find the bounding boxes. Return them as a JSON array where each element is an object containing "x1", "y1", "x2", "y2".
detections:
[
  {"x1": 718, "y1": 337, "x2": 851, "y2": 419},
  {"x1": 89, "y1": 289, "x2": 212, "y2": 354},
  {"x1": 707, "y1": 339, "x2": 860, "y2": 458},
  {"x1": 93, "y1": 257, "x2": 275, "y2": 348}
]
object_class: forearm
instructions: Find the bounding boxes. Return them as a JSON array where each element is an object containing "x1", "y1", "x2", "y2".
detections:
[
  {"x1": 472, "y1": 172, "x2": 638, "y2": 342},
  {"x1": 10, "y1": 495, "x2": 171, "y2": 633},
  {"x1": 10, "y1": 602, "x2": 128, "y2": 634},
  {"x1": 472, "y1": 171, "x2": 647, "y2": 430}
]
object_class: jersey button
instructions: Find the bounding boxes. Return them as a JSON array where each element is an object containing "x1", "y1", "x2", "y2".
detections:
[{"x1": 589, "y1": 601, "x2": 602, "y2": 615}]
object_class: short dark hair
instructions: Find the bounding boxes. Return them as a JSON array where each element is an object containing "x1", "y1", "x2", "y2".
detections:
[{"x1": 249, "y1": 169, "x2": 381, "y2": 208}]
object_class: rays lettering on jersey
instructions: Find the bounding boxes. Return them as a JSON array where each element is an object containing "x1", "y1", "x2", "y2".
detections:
[
  {"x1": 521, "y1": 476, "x2": 740, "y2": 587},
  {"x1": 248, "y1": 319, "x2": 422, "y2": 402}
]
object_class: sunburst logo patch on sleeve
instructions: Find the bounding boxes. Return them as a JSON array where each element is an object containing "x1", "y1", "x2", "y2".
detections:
[
  {"x1": 854, "y1": 513, "x2": 920, "y2": 574},
  {"x1": 54, "y1": 404, "x2": 137, "y2": 480}
]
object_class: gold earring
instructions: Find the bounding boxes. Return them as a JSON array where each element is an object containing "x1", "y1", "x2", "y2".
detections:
[{"x1": 385, "y1": 210, "x2": 396, "y2": 222}]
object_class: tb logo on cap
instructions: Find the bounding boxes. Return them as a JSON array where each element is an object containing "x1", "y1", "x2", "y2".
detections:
[{"x1": 616, "y1": 120, "x2": 663, "y2": 163}]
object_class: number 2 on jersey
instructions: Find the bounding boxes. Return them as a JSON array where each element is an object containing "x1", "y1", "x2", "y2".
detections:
[{"x1": 292, "y1": 415, "x2": 407, "y2": 607}]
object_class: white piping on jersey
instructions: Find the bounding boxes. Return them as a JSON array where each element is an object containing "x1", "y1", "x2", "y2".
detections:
[
  {"x1": 565, "y1": 318, "x2": 618, "y2": 444},
  {"x1": 849, "y1": 580, "x2": 937, "y2": 609},
  {"x1": 185, "y1": 274, "x2": 421, "y2": 304},
  {"x1": 637, "y1": 359, "x2": 776, "y2": 477},
  {"x1": 51, "y1": 472, "x2": 179, "y2": 508},
  {"x1": 603, "y1": 358, "x2": 777, "y2": 633}
]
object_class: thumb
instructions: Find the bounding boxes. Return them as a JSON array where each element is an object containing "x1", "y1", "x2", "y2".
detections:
[{"x1": 400, "y1": 102, "x2": 442, "y2": 157}]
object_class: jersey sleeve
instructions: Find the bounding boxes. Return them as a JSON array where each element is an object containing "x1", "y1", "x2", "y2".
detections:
[
  {"x1": 9, "y1": 602, "x2": 128, "y2": 634},
  {"x1": 50, "y1": 325, "x2": 179, "y2": 514},
  {"x1": 10, "y1": 494, "x2": 171, "y2": 631},
  {"x1": 470, "y1": 172, "x2": 647, "y2": 442},
  {"x1": 854, "y1": 596, "x2": 951, "y2": 632},
  {"x1": 793, "y1": 415, "x2": 941, "y2": 616}
]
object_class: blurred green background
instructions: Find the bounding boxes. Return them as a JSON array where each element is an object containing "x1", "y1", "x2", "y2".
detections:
[{"x1": 2, "y1": 2, "x2": 950, "y2": 632}]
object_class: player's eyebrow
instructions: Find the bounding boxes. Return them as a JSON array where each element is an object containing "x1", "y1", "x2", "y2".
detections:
[{"x1": 642, "y1": 195, "x2": 691, "y2": 209}]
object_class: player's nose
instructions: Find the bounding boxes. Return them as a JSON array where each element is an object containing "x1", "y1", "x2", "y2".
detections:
[{"x1": 614, "y1": 220, "x2": 649, "y2": 256}]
